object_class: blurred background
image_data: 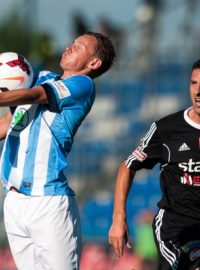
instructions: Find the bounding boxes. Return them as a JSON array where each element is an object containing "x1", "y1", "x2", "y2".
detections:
[{"x1": 0, "y1": 0, "x2": 199, "y2": 269}]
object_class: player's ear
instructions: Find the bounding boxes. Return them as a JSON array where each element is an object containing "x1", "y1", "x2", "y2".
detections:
[{"x1": 88, "y1": 58, "x2": 102, "y2": 71}]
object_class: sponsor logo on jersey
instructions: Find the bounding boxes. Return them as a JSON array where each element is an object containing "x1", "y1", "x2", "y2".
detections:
[
  {"x1": 190, "y1": 248, "x2": 200, "y2": 262},
  {"x1": 182, "y1": 241, "x2": 200, "y2": 253},
  {"x1": 53, "y1": 81, "x2": 71, "y2": 99},
  {"x1": 178, "y1": 143, "x2": 190, "y2": 151},
  {"x1": 180, "y1": 173, "x2": 200, "y2": 186},
  {"x1": 179, "y1": 159, "x2": 200, "y2": 172},
  {"x1": 179, "y1": 159, "x2": 200, "y2": 186}
]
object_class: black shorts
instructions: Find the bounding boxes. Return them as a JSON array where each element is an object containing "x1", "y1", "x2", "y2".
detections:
[{"x1": 152, "y1": 209, "x2": 200, "y2": 270}]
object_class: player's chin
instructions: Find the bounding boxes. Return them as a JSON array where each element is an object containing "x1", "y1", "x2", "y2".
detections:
[
  {"x1": 194, "y1": 99, "x2": 200, "y2": 107},
  {"x1": 59, "y1": 60, "x2": 64, "y2": 69},
  {"x1": 193, "y1": 106, "x2": 200, "y2": 116}
]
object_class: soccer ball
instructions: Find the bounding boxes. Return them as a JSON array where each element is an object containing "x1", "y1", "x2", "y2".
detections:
[{"x1": 0, "y1": 52, "x2": 34, "y2": 90}]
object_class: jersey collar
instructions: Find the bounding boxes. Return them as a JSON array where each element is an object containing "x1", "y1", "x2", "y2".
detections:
[{"x1": 184, "y1": 107, "x2": 200, "y2": 129}]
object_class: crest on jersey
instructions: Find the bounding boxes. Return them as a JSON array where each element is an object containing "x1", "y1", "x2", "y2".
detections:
[{"x1": 10, "y1": 108, "x2": 29, "y2": 131}]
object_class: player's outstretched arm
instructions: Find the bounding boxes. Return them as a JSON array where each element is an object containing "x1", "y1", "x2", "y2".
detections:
[
  {"x1": 0, "y1": 86, "x2": 48, "y2": 107},
  {"x1": 0, "y1": 111, "x2": 12, "y2": 140},
  {"x1": 108, "y1": 162, "x2": 135, "y2": 257}
]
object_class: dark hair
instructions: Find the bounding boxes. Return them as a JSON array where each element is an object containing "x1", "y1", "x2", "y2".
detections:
[
  {"x1": 86, "y1": 31, "x2": 116, "y2": 78},
  {"x1": 192, "y1": 59, "x2": 200, "y2": 71}
]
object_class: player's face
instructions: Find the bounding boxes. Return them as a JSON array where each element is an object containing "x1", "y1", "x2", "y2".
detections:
[
  {"x1": 190, "y1": 68, "x2": 200, "y2": 121},
  {"x1": 60, "y1": 34, "x2": 98, "y2": 75}
]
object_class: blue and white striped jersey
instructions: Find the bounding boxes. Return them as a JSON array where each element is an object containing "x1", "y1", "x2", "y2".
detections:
[{"x1": 0, "y1": 71, "x2": 95, "y2": 196}]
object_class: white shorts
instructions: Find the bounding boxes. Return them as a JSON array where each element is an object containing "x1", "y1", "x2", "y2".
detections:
[{"x1": 3, "y1": 191, "x2": 81, "y2": 270}]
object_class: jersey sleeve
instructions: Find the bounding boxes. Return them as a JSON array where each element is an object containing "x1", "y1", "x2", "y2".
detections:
[
  {"x1": 9, "y1": 106, "x2": 16, "y2": 115},
  {"x1": 125, "y1": 122, "x2": 163, "y2": 170},
  {"x1": 42, "y1": 75, "x2": 94, "y2": 112}
]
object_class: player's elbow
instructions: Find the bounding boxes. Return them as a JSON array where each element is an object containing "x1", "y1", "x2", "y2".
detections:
[
  {"x1": 120, "y1": 161, "x2": 135, "y2": 177},
  {"x1": 31, "y1": 86, "x2": 48, "y2": 104}
]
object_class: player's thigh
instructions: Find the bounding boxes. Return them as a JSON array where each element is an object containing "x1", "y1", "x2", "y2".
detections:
[
  {"x1": 33, "y1": 195, "x2": 81, "y2": 270},
  {"x1": 6, "y1": 232, "x2": 44, "y2": 270},
  {"x1": 4, "y1": 193, "x2": 43, "y2": 270},
  {"x1": 153, "y1": 209, "x2": 200, "y2": 270},
  {"x1": 152, "y1": 209, "x2": 180, "y2": 269}
]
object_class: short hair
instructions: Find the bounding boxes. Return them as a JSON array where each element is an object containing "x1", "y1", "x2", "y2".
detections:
[
  {"x1": 86, "y1": 31, "x2": 116, "y2": 78},
  {"x1": 192, "y1": 59, "x2": 200, "y2": 71}
]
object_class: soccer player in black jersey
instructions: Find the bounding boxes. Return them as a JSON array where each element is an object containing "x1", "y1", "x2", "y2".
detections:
[{"x1": 108, "y1": 59, "x2": 200, "y2": 270}]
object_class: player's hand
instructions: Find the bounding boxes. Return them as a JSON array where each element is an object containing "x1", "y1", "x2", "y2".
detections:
[{"x1": 108, "y1": 219, "x2": 131, "y2": 257}]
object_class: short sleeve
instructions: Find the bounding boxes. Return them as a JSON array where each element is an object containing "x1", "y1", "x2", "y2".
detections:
[
  {"x1": 125, "y1": 122, "x2": 163, "y2": 171},
  {"x1": 9, "y1": 106, "x2": 16, "y2": 115},
  {"x1": 42, "y1": 75, "x2": 94, "y2": 112}
]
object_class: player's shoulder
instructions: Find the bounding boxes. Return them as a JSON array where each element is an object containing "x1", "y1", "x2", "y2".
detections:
[
  {"x1": 61, "y1": 75, "x2": 95, "y2": 98},
  {"x1": 156, "y1": 109, "x2": 185, "y2": 126},
  {"x1": 154, "y1": 110, "x2": 185, "y2": 138},
  {"x1": 38, "y1": 70, "x2": 60, "y2": 80},
  {"x1": 33, "y1": 70, "x2": 60, "y2": 86},
  {"x1": 62, "y1": 74, "x2": 94, "y2": 88}
]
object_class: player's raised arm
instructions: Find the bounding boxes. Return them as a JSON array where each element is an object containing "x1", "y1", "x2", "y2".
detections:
[
  {"x1": 0, "y1": 52, "x2": 48, "y2": 106},
  {"x1": 108, "y1": 162, "x2": 134, "y2": 257},
  {"x1": 0, "y1": 86, "x2": 48, "y2": 106}
]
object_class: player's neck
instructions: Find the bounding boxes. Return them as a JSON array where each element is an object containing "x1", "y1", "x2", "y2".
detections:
[
  {"x1": 61, "y1": 67, "x2": 92, "y2": 79},
  {"x1": 188, "y1": 107, "x2": 200, "y2": 124}
]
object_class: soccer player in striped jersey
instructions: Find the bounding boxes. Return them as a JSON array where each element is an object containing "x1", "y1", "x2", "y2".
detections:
[
  {"x1": 109, "y1": 59, "x2": 200, "y2": 270},
  {"x1": 0, "y1": 32, "x2": 116, "y2": 270}
]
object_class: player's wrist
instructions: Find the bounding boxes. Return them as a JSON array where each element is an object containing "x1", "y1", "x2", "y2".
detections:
[{"x1": 112, "y1": 211, "x2": 126, "y2": 222}]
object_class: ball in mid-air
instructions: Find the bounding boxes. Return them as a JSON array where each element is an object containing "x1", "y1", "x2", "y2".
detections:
[{"x1": 0, "y1": 52, "x2": 34, "y2": 90}]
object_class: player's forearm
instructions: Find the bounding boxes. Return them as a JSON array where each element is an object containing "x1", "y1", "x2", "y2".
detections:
[
  {"x1": 112, "y1": 162, "x2": 135, "y2": 221},
  {"x1": 0, "y1": 86, "x2": 48, "y2": 106}
]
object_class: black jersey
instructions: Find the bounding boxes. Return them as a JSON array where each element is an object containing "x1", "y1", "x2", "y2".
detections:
[{"x1": 126, "y1": 108, "x2": 200, "y2": 219}]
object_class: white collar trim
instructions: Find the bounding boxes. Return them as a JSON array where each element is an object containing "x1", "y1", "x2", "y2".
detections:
[{"x1": 184, "y1": 108, "x2": 200, "y2": 129}]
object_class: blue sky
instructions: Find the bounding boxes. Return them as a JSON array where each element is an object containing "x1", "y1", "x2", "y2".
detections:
[
  {"x1": 0, "y1": 0, "x2": 140, "y2": 50},
  {"x1": 36, "y1": 0, "x2": 140, "y2": 49},
  {"x1": 1, "y1": 0, "x2": 200, "y2": 59}
]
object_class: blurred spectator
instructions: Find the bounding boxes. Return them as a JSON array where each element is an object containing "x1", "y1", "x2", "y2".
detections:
[
  {"x1": 134, "y1": 210, "x2": 158, "y2": 270},
  {"x1": 99, "y1": 17, "x2": 125, "y2": 56},
  {"x1": 144, "y1": 0, "x2": 162, "y2": 9},
  {"x1": 80, "y1": 243, "x2": 142, "y2": 270},
  {"x1": 0, "y1": 247, "x2": 16, "y2": 270},
  {"x1": 72, "y1": 12, "x2": 89, "y2": 37},
  {"x1": 80, "y1": 243, "x2": 109, "y2": 270}
]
